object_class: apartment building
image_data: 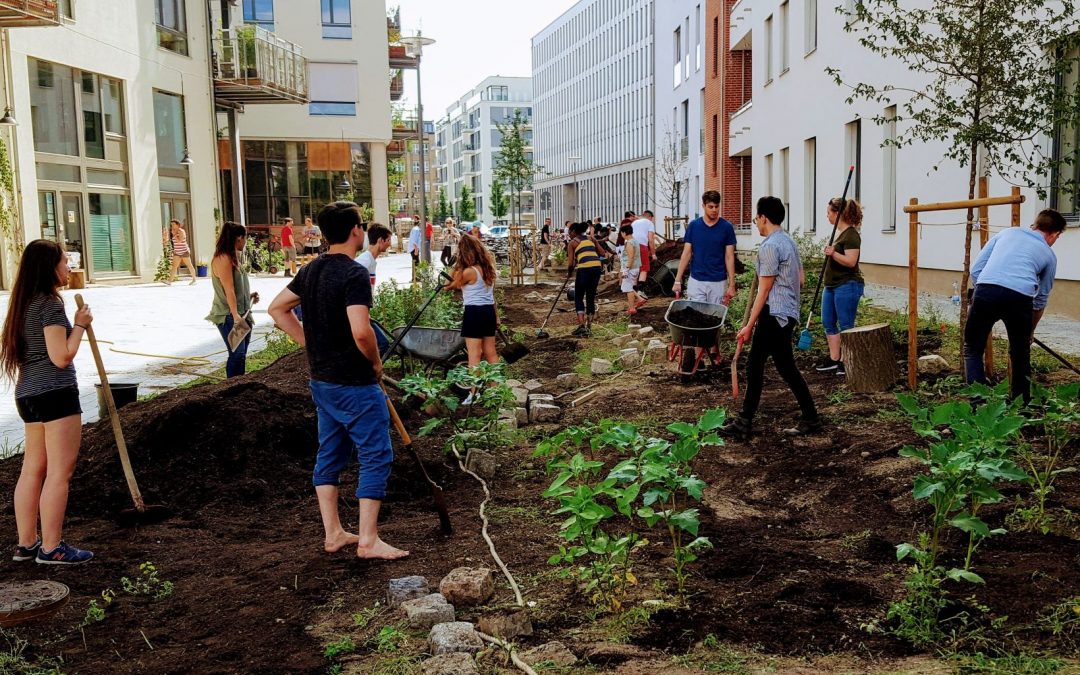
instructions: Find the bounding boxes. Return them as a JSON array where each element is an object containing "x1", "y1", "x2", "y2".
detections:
[
  {"x1": 532, "y1": 0, "x2": 654, "y2": 227},
  {"x1": 0, "y1": 0, "x2": 222, "y2": 288},
  {"x1": 714, "y1": 0, "x2": 1080, "y2": 317},
  {"x1": 394, "y1": 121, "x2": 436, "y2": 219},
  {"x1": 655, "y1": 0, "x2": 706, "y2": 225},
  {"x1": 215, "y1": 0, "x2": 391, "y2": 228},
  {"x1": 434, "y1": 76, "x2": 534, "y2": 225}
]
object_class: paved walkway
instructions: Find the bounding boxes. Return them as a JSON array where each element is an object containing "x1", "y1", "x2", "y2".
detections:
[{"x1": 0, "y1": 251, "x2": 421, "y2": 453}]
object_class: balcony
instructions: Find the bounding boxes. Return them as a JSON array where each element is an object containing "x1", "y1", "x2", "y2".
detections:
[
  {"x1": 463, "y1": 143, "x2": 479, "y2": 153},
  {"x1": 212, "y1": 25, "x2": 307, "y2": 104},
  {"x1": 388, "y1": 44, "x2": 419, "y2": 70},
  {"x1": 730, "y1": 0, "x2": 752, "y2": 51},
  {"x1": 392, "y1": 119, "x2": 419, "y2": 141},
  {"x1": 390, "y1": 70, "x2": 404, "y2": 101},
  {"x1": 728, "y1": 100, "x2": 753, "y2": 157},
  {"x1": 0, "y1": 0, "x2": 60, "y2": 26}
]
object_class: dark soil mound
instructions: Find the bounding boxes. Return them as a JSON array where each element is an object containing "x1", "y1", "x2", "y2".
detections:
[
  {"x1": 668, "y1": 306, "x2": 723, "y2": 329},
  {"x1": 655, "y1": 239, "x2": 684, "y2": 264}
]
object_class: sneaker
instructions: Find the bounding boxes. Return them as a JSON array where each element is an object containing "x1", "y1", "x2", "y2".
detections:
[
  {"x1": 284, "y1": 271, "x2": 293, "y2": 278},
  {"x1": 462, "y1": 393, "x2": 475, "y2": 406},
  {"x1": 718, "y1": 415, "x2": 752, "y2": 440},
  {"x1": 634, "y1": 298, "x2": 648, "y2": 310},
  {"x1": 815, "y1": 358, "x2": 840, "y2": 372},
  {"x1": 36, "y1": 541, "x2": 94, "y2": 565},
  {"x1": 13, "y1": 539, "x2": 41, "y2": 562},
  {"x1": 627, "y1": 309, "x2": 638, "y2": 316},
  {"x1": 571, "y1": 325, "x2": 588, "y2": 336},
  {"x1": 835, "y1": 361, "x2": 846, "y2": 376},
  {"x1": 782, "y1": 416, "x2": 825, "y2": 436}
]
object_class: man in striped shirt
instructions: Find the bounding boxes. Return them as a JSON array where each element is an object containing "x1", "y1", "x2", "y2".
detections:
[{"x1": 720, "y1": 196, "x2": 822, "y2": 440}]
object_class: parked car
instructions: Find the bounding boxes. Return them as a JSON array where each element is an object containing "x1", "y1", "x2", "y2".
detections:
[{"x1": 487, "y1": 225, "x2": 510, "y2": 239}]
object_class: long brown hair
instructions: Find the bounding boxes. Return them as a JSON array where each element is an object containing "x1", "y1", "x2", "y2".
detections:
[
  {"x1": 829, "y1": 198, "x2": 863, "y2": 228},
  {"x1": 1, "y1": 240, "x2": 65, "y2": 381},
  {"x1": 454, "y1": 234, "x2": 497, "y2": 286},
  {"x1": 214, "y1": 221, "x2": 247, "y2": 267}
]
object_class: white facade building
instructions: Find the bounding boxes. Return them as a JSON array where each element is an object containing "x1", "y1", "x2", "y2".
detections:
[
  {"x1": 532, "y1": 0, "x2": 655, "y2": 227},
  {"x1": 654, "y1": 0, "x2": 706, "y2": 225},
  {"x1": 727, "y1": 0, "x2": 1080, "y2": 316},
  {"x1": 434, "y1": 76, "x2": 533, "y2": 225}
]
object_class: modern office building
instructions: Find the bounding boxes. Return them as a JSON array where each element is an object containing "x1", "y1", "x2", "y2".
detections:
[
  {"x1": 711, "y1": 0, "x2": 1080, "y2": 317},
  {"x1": 434, "y1": 76, "x2": 533, "y2": 225},
  {"x1": 655, "y1": 0, "x2": 706, "y2": 225},
  {"x1": 532, "y1": 0, "x2": 655, "y2": 227},
  {"x1": 215, "y1": 0, "x2": 391, "y2": 228}
]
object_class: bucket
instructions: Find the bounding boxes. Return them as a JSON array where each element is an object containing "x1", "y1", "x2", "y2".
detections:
[
  {"x1": 95, "y1": 383, "x2": 139, "y2": 418},
  {"x1": 197, "y1": 265, "x2": 208, "y2": 277}
]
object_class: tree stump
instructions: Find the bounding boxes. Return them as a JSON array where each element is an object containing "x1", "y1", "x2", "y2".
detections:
[{"x1": 841, "y1": 323, "x2": 898, "y2": 393}]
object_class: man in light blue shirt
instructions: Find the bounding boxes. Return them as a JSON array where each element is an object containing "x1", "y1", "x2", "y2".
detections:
[
  {"x1": 407, "y1": 222, "x2": 422, "y2": 275},
  {"x1": 964, "y1": 209, "x2": 1066, "y2": 401}
]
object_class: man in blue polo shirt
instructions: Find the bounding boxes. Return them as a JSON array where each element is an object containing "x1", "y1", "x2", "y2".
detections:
[
  {"x1": 964, "y1": 209, "x2": 1065, "y2": 401},
  {"x1": 672, "y1": 190, "x2": 737, "y2": 305}
]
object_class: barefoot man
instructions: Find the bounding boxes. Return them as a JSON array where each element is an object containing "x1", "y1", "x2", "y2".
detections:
[{"x1": 268, "y1": 201, "x2": 408, "y2": 561}]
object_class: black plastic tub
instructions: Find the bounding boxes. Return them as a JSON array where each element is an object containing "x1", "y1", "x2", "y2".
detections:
[{"x1": 95, "y1": 383, "x2": 139, "y2": 418}]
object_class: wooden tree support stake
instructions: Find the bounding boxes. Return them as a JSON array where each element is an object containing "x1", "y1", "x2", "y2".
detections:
[{"x1": 841, "y1": 323, "x2": 898, "y2": 393}]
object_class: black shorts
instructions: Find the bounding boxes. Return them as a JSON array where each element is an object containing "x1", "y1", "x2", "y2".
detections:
[
  {"x1": 16, "y1": 386, "x2": 82, "y2": 424},
  {"x1": 460, "y1": 304, "x2": 497, "y2": 339},
  {"x1": 303, "y1": 246, "x2": 320, "y2": 256}
]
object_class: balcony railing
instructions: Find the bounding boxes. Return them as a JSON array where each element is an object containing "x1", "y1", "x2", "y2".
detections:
[
  {"x1": 390, "y1": 71, "x2": 404, "y2": 101},
  {"x1": 392, "y1": 119, "x2": 419, "y2": 141},
  {"x1": 0, "y1": 0, "x2": 60, "y2": 27},
  {"x1": 212, "y1": 25, "x2": 307, "y2": 104}
]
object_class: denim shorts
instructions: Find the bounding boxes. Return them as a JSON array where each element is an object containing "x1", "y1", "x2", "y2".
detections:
[
  {"x1": 821, "y1": 280, "x2": 865, "y2": 336},
  {"x1": 309, "y1": 380, "x2": 393, "y2": 500}
]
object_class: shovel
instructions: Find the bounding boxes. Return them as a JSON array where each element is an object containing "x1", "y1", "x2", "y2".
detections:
[
  {"x1": 497, "y1": 326, "x2": 530, "y2": 364},
  {"x1": 1034, "y1": 337, "x2": 1080, "y2": 376},
  {"x1": 536, "y1": 275, "x2": 572, "y2": 339},
  {"x1": 75, "y1": 295, "x2": 169, "y2": 525},
  {"x1": 383, "y1": 387, "x2": 452, "y2": 534},
  {"x1": 799, "y1": 165, "x2": 855, "y2": 351}
]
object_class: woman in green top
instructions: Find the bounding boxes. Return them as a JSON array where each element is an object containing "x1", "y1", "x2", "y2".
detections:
[
  {"x1": 817, "y1": 199, "x2": 864, "y2": 375},
  {"x1": 207, "y1": 222, "x2": 257, "y2": 378}
]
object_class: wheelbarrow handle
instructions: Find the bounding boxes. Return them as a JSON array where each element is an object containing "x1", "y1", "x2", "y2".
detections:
[{"x1": 380, "y1": 281, "x2": 448, "y2": 361}]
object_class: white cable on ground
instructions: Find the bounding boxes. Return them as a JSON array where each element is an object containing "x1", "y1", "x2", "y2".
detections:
[
  {"x1": 477, "y1": 631, "x2": 539, "y2": 675},
  {"x1": 448, "y1": 442, "x2": 525, "y2": 608}
]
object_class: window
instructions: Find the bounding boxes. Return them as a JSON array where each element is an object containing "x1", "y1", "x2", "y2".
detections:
[
  {"x1": 673, "y1": 26, "x2": 682, "y2": 87},
  {"x1": 711, "y1": 114, "x2": 718, "y2": 175},
  {"x1": 154, "y1": 0, "x2": 188, "y2": 55},
  {"x1": 487, "y1": 85, "x2": 509, "y2": 101},
  {"x1": 883, "y1": 107, "x2": 897, "y2": 231},
  {"x1": 29, "y1": 59, "x2": 78, "y2": 156},
  {"x1": 764, "y1": 16, "x2": 773, "y2": 83},
  {"x1": 805, "y1": 0, "x2": 818, "y2": 54},
  {"x1": 243, "y1": 0, "x2": 274, "y2": 31},
  {"x1": 153, "y1": 91, "x2": 187, "y2": 169},
  {"x1": 780, "y1": 147, "x2": 790, "y2": 227},
  {"x1": 845, "y1": 119, "x2": 862, "y2": 200},
  {"x1": 804, "y1": 137, "x2": 817, "y2": 231},
  {"x1": 80, "y1": 73, "x2": 103, "y2": 159},
  {"x1": 695, "y1": 4, "x2": 702, "y2": 71},
  {"x1": 59, "y1": 0, "x2": 72, "y2": 19},
  {"x1": 764, "y1": 153, "x2": 773, "y2": 196},
  {"x1": 321, "y1": 0, "x2": 351, "y2": 39},
  {"x1": 779, "y1": 2, "x2": 789, "y2": 73},
  {"x1": 308, "y1": 62, "x2": 358, "y2": 117},
  {"x1": 712, "y1": 16, "x2": 719, "y2": 75},
  {"x1": 1052, "y1": 47, "x2": 1079, "y2": 219},
  {"x1": 103, "y1": 78, "x2": 123, "y2": 134}
]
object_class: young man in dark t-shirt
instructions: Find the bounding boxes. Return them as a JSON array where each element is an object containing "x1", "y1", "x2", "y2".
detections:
[{"x1": 268, "y1": 201, "x2": 408, "y2": 561}]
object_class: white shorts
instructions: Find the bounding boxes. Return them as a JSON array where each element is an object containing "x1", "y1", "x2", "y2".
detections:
[
  {"x1": 621, "y1": 268, "x2": 640, "y2": 293},
  {"x1": 687, "y1": 277, "x2": 728, "y2": 305}
]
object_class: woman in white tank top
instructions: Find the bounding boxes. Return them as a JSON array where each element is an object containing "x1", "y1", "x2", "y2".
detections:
[{"x1": 446, "y1": 234, "x2": 499, "y2": 368}]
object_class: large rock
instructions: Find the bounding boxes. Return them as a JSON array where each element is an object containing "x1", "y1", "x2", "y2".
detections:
[
  {"x1": 643, "y1": 341, "x2": 668, "y2": 364},
  {"x1": 401, "y1": 593, "x2": 456, "y2": 629},
  {"x1": 439, "y1": 568, "x2": 494, "y2": 607},
  {"x1": 429, "y1": 622, "x2": 484, "y2": 656},
  {"x1": 496, "y1": 414, "x2": 517, "y2": 432},
  {"x1": 591, "y1": 358, "x2": 613, "y2": 375},
  {"x1": 505, "y1": 379, "x2": 524, "y2": 389},
  {"x1": 529, "y1": 403, "x2": 562, "y2": 423},
  {"x1": 527, "y1": 393, "x2": 555, "y2": 410},
  {"x1": 618, "y1": 349, "x2": 640, "y2": 368},
  {"x1": 625, "y1": 340, "x2": 642, "y2": 351},
  {"x1": 636, "y1": 326, "x2": 655, "y2": 339},
  {"x1": 523, "y1": 379, "x2": 543, "y2": 391},
  {"x1": 422, "y1": 652, "x2": 478, "y2": 675},
  {"x1": 918, "y1": 354, "x2": 951, "y2": 376},
  {"x1": 465, "y1": 449, "x2": 497, "y2": 479},
  {"x1": 387, "y1": 576, "x2": 430, "y2": 606},
  {"x1": 511, "y1": 387, "x2": 529, "y2": 406},
  {"x1": 556, "y1": 372, "x2": 580, "y2": 388},
  {"x1": 514, "y1": 407, "x2": 529, "y2": 425},
  {"x1": 477, "y1": 609, "x2": 533, "y2": 639},
  {"x1": 627, "y1": 324, "x2": 642, "y2": 331},
  {"x1": 522, "y1": 641, "x2": 578, "y2": 668},
  {"x1": 612, "y1": 334, "x2": 633, "y2": 348}
]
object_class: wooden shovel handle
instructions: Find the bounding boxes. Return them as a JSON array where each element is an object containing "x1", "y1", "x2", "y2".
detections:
[
  {"x1": 381, "y1": 384, "x2": 412, "y2": 445},
  {"x1": 75, "y1": 294, "x2": 145, "y2": 511}
]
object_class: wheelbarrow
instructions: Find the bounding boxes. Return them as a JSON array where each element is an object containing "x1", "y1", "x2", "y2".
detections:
[
  {"x1": 389, "y1": 325, "x2": 467, "y2": 377},
  {"x1": 665, "y1": 300, "x2": 728, "y2": 382}
]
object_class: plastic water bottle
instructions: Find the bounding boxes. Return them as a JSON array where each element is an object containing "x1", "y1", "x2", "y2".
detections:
[{"x1": 951, "y1": 281, "x2": 961, "y2": 306}]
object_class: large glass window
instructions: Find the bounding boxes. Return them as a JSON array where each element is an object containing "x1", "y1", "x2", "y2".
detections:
[
  {"x1": 81, "y1": 72, "x2": 104, "y2": 159},
  {"x1": 243, "y1": 0, "x2": 275, "y2": 30},
  {"x1": 153, "y1": 90, "x2": 187, "y2": 169},
  {"x1": 321, "y1": 0, "x2": 351, "y2": 39},
  {"x1": 103, "y1": 78, "x2": 123, "y2": 134},
  {"x1": 88, "y1": 193, "x2": 133, "y2": 273},
  {"x1": 30, "y1": 60, "x2": 78, "y2": 156},
  {"x1": 308, "y1": 62, "x2": 357, "y2": 117},
  {"x1": 1052, "y1": 47, "x2": 1079, "y2": 219},
  {"x1": 155, "y1": 0, "x2": 188, "y2": 55}
]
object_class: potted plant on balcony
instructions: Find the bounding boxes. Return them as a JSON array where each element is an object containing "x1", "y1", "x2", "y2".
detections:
[{"x1": 236, "y1": 25, "x2": 259, "y2": 78}]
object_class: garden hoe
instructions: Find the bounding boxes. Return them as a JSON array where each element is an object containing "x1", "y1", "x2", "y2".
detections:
[
  {"x1": 1034, "y1": 337, "x2": 1080, "y2": 377},
  {"x1": 75, "y1": 295, "x2": 170, "y2": 526},
  {"x1": 535, "y1": 275, "x2": 572, "y2": 339},
  {"x1": 799, "y1": 165, "x2": 855, "y2": 351},
  {"x1": 382, "y1": 386, "x2": 452, "y2": 534},
  {"x1": 497, "y1": 326, "x2": 530, "y2": 364}
]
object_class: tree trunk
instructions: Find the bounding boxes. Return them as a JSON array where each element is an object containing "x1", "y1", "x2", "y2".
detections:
[{"x1": 841, "y1": 323, "x2": 898, "y2": 393}]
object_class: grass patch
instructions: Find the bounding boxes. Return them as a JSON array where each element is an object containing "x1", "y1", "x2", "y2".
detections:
[
  {"x1": 672, "y1": 634, "x2": 756, "y2": 674},
  {"x1": 486, "y1": 505, "x2": 545, "y2": 525},
  {"x1": 949, "y1": 652, "x2": 1065, "y2": 674},
  {"x1": 572, "y1": 342, "x2": 624, "y2": 377},
  {"x1": 0, "y1": 437, "x2": 24, "y2": 460},
  {"x1": 181, "y1": 330, "x2": 300, "y2": 389},
  {"x1": 0, "y1": 629, "x2": 64, "y2": 674}
]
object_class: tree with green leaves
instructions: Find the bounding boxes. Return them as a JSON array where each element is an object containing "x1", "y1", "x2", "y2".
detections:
[
  {"x1": 489, "y1": 179, "x2": 509, "y2": 221},
  {"x1": 459, "y1": 184, "x2": 477, "y2": 222},
  {"x1": 436, "y1": 187, "x2": 451, "y2": 222},
  {"x1": 828, "y1": 0, "x2": 1080, "y2": 352},
  {"x1": 494, "y1": 109, "x2": 534, "y2": 226}
]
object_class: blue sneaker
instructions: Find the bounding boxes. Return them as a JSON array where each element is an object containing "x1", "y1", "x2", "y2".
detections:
[
  {"x1": 13, "y1": 539, "x2": 41, "y2": 562},
  {"x1": 36, "y1": 541, "x2": 94, "y2": 565}
]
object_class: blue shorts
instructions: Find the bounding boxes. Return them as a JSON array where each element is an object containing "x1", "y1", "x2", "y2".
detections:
[
  {"x1": 821, "y1": 280, "x2": 864, "y2": 336},
  {"x1": 309, "y1": 380, "x2": 393, "y2": 500}
]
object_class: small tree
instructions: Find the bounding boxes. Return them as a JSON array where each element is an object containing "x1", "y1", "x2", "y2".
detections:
[
  {"x1": 656, "y1": 124, "x2": 689, "y2": 219},
  {"x1": 459, "y1": 184, "x2": 477, "y2": 222},
  {"x1": 494, "y1": 109, "x2": 534, "y2": 225},
  {"x1": 489, "y1": 179, "x2": 509, "y2": 221},
  {"x1": 436, "y1": 187, "x2": 451, "y2": 222},
  {"x1": 828, "y1": 0, "x2": 1080, "y2": 355}
]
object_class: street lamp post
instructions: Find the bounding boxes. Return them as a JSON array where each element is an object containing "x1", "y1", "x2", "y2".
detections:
[
  {"x1": 568, "y1": 155, "x2": 581, "y2": 223},
  {"x1": 401, "y1": 33, "x2": 436, "y2": 264}
]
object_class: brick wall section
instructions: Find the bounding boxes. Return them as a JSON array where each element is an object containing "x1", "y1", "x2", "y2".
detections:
[{"x1": 705, "y1": 0, "x2": 753, "y2": 226}]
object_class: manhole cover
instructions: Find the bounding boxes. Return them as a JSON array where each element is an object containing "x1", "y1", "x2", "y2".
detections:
[{"x1": 0, "y1": 580, "x2": 70, "y2": 626}]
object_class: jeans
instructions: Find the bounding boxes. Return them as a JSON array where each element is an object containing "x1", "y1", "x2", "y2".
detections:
[
  {"x1": 964, "y1": 284, "x2": 1033, "y2": 401},
  {"x1": 821, "y1": 280, "x2": 864, "y2": 336},
  {"x1": 740, "y1": 309, "x2": 818, "y2": 422},
  {"x1": 575, "y1": 267, "x2": 602, "y2": 316},
  {"x1": 216, "y1": 314, "x2": 250, "y2": 378},
  {"x1": 440, "y1": 246, "x2": 455, "y2": 267},
  {"x1": 309, "y1": 380, "x2": 393, "y2": 500}
]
